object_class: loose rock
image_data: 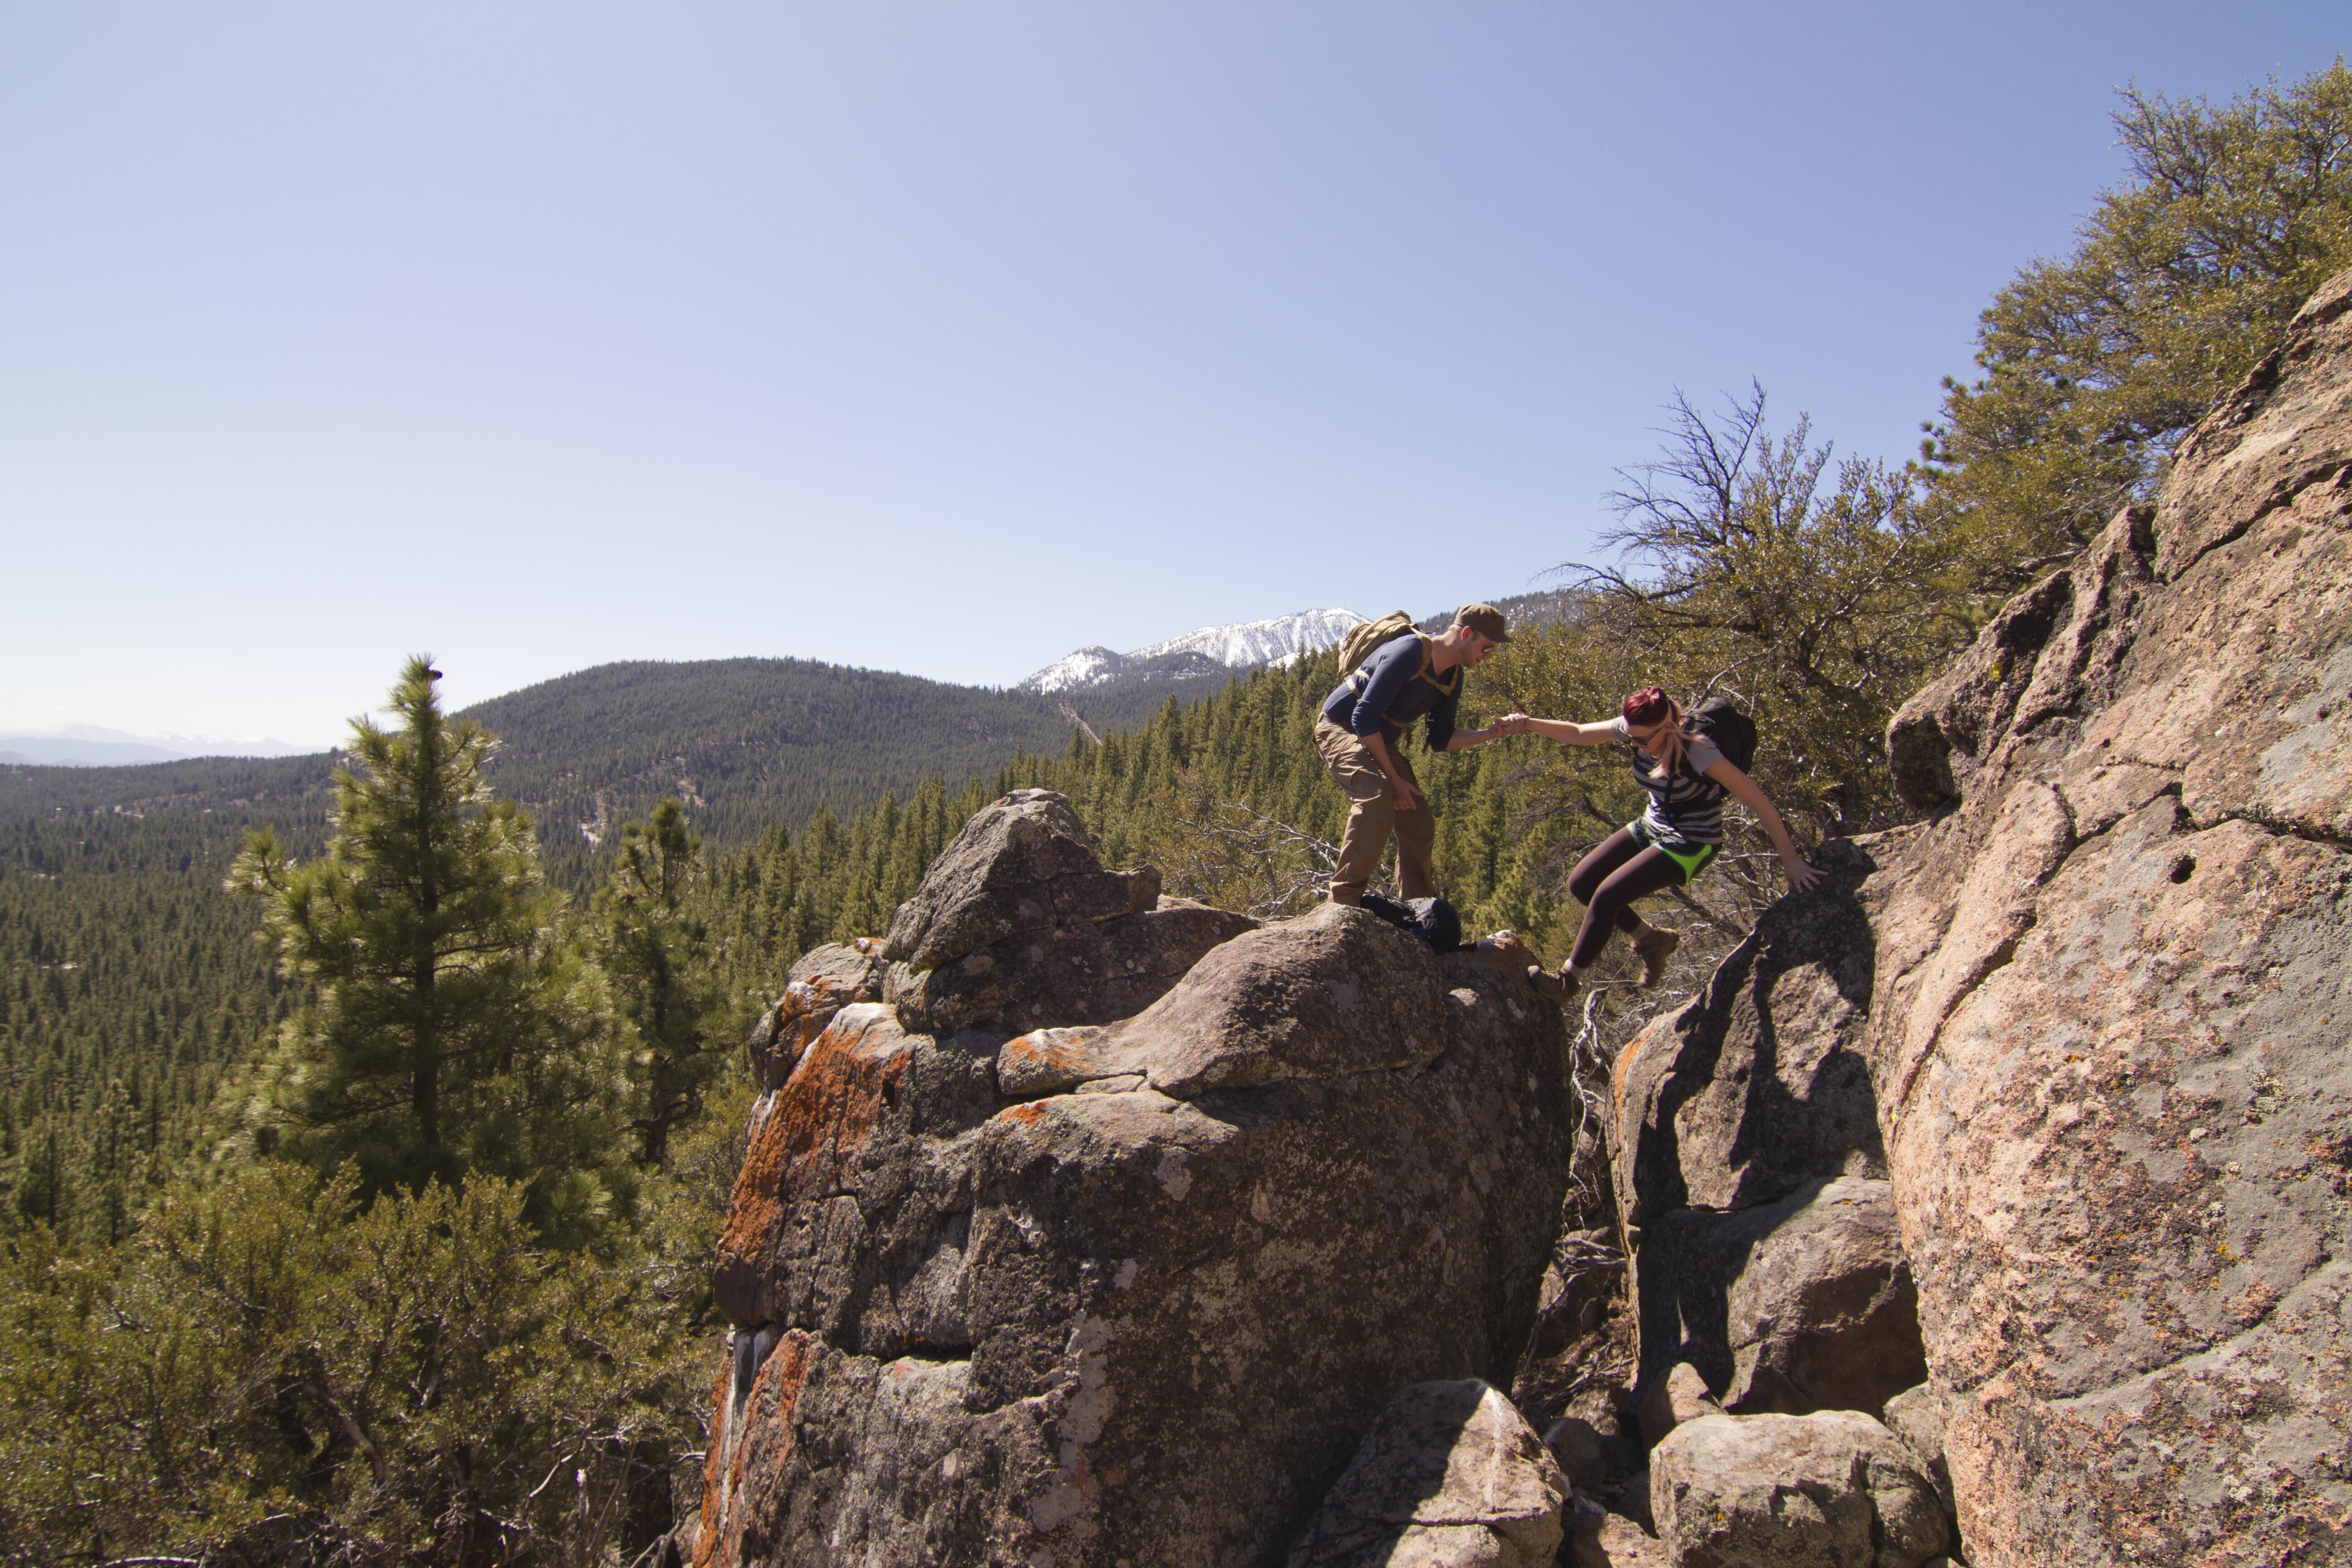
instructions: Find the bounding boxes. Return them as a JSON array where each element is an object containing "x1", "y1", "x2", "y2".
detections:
[
  {"x1": 1880, "y1": 1383, "x2": 1955, "y2": 1522},
  {"x1": 1286, "y1": 1380, "x2": 1567, "y2": 1568},
  {"x1": 1568, "y1": 1512, "x2": 1665, "y2": 1567},
  {"x1": 1636, "y1": 1362, "x2": 1719, "y2": 1449},
  {"x1": 1651, "y1": 1410, "x2": 1948, "y2": 1568}
]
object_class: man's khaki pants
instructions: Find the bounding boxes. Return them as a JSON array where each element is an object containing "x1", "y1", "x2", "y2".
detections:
[{"x1": 1316, "y1": 717, "x2": 1436, "y2": 906}]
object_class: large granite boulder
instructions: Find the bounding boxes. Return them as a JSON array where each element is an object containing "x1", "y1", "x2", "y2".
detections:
[
  {"x1": 697, "y1": 794, "x2": 1576, "y2": 1568},
  {"x1": 1635, "y1": 1176, "x2": 1923, "y2": 1419},
  {"x1": 1606, "y1": 839, "x2": 1912, "y2": 1435},
  {"x1": 1862, "y1": 268, "x2": 2352, "y2": 1561},
  {"x1": 1285, "y1": 1380, "x2": 1568, "y2": 1568},
  {"x1": 1651, "y1": 1411, "x2": 1949, "y2": 1568}
]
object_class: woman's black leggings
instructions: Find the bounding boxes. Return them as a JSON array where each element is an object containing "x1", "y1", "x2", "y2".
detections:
[{"x1": 1564, "y1": 827, "x2": 1690, "y2": 970}]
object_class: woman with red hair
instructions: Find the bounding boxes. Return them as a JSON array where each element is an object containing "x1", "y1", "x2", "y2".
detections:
[{"x1": 1506, "y1": 687, "x2": 1818, "y2": 1000}]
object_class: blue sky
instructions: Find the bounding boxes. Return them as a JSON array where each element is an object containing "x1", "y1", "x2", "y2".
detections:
[{"x1": 2, "y1": 3, "x2": 2342, "y2": 747}]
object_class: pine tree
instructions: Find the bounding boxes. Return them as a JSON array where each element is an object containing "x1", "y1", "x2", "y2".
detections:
[
  {"x1": 229, "y1": 658, "x2": 624, "y2": 1226},
  {"x1": 595, "y1": 800, "x2": 726, "y2": 1167}
]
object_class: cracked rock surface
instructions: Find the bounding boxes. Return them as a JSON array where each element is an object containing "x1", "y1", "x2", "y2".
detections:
[
  {"x1": 696, "y1": 792, "x2": 1574, "y2": 1568},
  {"x1": 1863, "y1": 267, "x2": 2352, "y2": 1563}
]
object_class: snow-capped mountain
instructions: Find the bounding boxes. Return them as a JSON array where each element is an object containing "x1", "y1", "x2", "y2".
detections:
[
  {"x1": 1019, "y1": 609, "x2": 1364, "y2": 695},
  {"x1": 1021, "y1": 647, "x2": 1124, "y2": 696}
]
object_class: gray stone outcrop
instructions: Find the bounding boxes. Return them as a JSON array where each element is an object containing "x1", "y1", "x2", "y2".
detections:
[
  {"x1": 696, "y1": 791, "x2": 1575, "y2": 1568},
  {"x1": 877, "y1": 789, "x2": 1256, "y2": 1034}
]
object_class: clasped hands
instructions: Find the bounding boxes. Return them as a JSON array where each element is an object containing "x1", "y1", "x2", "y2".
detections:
[{"x1": 1491, "y1": 712, "x2": 1535, "y2": 738}]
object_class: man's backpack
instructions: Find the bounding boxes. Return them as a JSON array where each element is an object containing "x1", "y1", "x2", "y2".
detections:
[
  {"x1": 1338, "y1": 612, "x2": 1420, "y2": 677},
  {"x1": 1683, "y1": 696, "x2": 1758, "y2": 776},
  {"x1": 1336, "y1": 612, "x2": 1455, "y2": 697},
  {"x1": 1359, "y1": 890, "x2": 1465, "y2": 952}
]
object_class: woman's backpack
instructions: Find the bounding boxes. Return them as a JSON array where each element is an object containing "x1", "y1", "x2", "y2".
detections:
[{"x1": 1684, "y1": 697, "x2": 1758, "y2": 775}]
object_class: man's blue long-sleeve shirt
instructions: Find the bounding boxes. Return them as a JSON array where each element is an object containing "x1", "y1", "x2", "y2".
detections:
[{"x1": 1320, "y1": 634, "x2": 1460, "y2": 750}]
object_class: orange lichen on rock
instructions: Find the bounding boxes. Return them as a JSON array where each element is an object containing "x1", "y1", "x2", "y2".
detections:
[
  {"x1": 692, "y1": 1362, "x2": 730, "y2": 1568},
  {"x1": 1612, "y1": 1017, "x2": 1665, "y2": 1135},
  {"x1": 774, "y1": 978, "x2": 850, "y2": 1054},
  {"x1": 712, "y1": 1006, "x2": 913, "y2": 1325},
  {"x1": 702, "y1": 1330, "x2": 817, "y2": 1568},
  {"x1": 1001, "y1": 1028, "x2": 1087, "y2": 1079}
]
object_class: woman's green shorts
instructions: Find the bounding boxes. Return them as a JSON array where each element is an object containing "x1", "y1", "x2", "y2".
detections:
[{"x1": 1629, "y1": 816, "x2": 1719, "y2": 883}]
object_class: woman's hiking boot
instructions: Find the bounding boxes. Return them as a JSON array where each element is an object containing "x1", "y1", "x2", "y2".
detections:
[
  {"x1": 1632, "y1": 926, "x2": 1681, "y2": 987},
  {"x1": 1528, "y1": 964, "x2": 1581, "y2": 1005}
]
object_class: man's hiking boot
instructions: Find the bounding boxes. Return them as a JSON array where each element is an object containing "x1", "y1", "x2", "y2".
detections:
[
  {"x1": 1632, "y1": 926, "x2": 1681, "y2": 987},
  {"x1": 1528, "y1": 965, "x2": 1580, "y2": 1006}
]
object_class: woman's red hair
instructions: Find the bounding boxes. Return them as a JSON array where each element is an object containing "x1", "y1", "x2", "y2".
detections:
[{"x1": 1622, "y1": 686, "x2": 1677, "y2": 726}]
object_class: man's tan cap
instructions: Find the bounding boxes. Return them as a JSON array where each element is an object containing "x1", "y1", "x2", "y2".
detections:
[{"x1": 1455, "y1": 603, "x2": 1511, "y2": 643}]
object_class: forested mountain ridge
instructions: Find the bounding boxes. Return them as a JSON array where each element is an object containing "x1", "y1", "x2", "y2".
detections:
[
  {"x1": 0, "y1": 752, "x2": 337, "y2": 821},
  {"x1": 1, "y1": 658, "x2": 1077, "y2": 887},
  {"x1": 459, "y1": 657, "x2": 1077, "y2": 883}
]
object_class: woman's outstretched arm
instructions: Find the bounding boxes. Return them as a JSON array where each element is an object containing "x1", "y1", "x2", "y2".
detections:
[{"x1": 1507, "y1": 715, "x2": 1618, "y2": 746}]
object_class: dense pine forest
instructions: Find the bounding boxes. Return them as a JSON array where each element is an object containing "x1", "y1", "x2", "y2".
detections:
[{"x1": 2, "y1": 62, "x2": 2347, "y2": 1568}]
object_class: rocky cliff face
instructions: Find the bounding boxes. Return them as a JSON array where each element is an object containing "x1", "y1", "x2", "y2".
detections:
[
  {"x1": 1859, "y1": 270, "x2": 2352, "y2": 1563},
  {"x1": 695, "y1": 791, "x2": 1575, "y2": 1568}
]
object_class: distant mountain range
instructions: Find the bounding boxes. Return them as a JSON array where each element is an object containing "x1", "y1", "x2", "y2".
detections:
[
  {"x1": 0, "y1": 725, "x2": 316, "y2": 767},
  {"x1": 1019, "y1": 608, "x2": 1366, "y2": 696},
  {"x1": 1017, "y1": 595, "x2": 1581, "y2": 731}
]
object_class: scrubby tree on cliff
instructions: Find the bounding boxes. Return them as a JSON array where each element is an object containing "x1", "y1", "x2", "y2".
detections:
[
  {"x1": 1926, "y1": 60, "x2": 2352, "y2": 591},
  {"x1": 1550, "y1": 384, "x2": 1968, "y2": 833},
  {"x1": 230, "y1": 658, "x2": 625, "y2": 1233}
]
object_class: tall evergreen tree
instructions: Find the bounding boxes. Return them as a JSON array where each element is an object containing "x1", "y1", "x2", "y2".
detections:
[
  {"x1": 229, "y1": 658, "x2": 623, "y2": 1226},
  {"x1": 595, "y1": 800, "x2": 725, "y2": 1167}
]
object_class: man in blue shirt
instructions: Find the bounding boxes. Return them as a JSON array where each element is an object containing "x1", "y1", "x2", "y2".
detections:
[{"x1": 1316, "y1": 604, "x2": 1521, "y2": 906}]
